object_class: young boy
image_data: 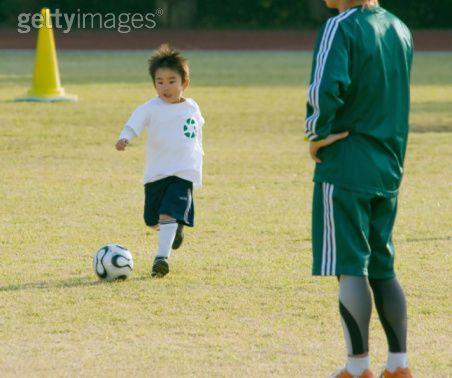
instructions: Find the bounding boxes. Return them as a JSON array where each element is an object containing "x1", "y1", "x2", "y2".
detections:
[
  {"x1": 305, "y1": 1, "x2": 413, "y2": 377},
  {"x1": 116, "y1": 44, "x2": 205, "y2": 278}
]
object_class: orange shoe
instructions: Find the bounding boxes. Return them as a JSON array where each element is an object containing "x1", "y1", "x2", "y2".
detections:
[
  {"x1": 379, "y1": 368, "x2": 412, "y2": 378},
  {"x1": 330, "y1": 368, "x2": 374, "y2": 378}
]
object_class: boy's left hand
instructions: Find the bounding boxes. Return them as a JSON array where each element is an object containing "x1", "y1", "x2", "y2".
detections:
[{"x1": 309, "y1": 131, "x2": 349, "y2": 163}]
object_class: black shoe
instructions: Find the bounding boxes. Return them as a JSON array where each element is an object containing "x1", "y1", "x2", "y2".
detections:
[
  {"x1": 172, "y1": 223, "x2": 184, "y2": 250},
  {"x1": 151, "y1": 256, "x2": 169, "y2": 277}
]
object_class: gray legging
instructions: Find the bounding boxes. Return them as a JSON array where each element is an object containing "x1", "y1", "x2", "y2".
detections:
[{"x1": 339, "y1": 275, "x2": 407, "y2": 355}]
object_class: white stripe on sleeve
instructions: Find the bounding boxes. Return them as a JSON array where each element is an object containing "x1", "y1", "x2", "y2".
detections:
[{"x1": 305, "y1": 9, "x2": 357, "y2": 140}]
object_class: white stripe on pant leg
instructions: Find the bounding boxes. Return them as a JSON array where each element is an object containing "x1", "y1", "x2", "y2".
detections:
[
  {"x1": 183, "y1": 188, "x2": 192, "y2": 224},
  {"x1": 325, "y1": 183, "x2": 333, "y2": 275},
  {"x1": 321, "y1": 183, "x2": 327, "y2": 275},
  {"x1": 321, "y1": 183, "x2": 329, "y2": 275},
  {"x1": 329, "y1": 184, "x2": 336, "y2": 275},
  {"x1": 324, "y1": 183, "x2": 330, "y2": 275}
]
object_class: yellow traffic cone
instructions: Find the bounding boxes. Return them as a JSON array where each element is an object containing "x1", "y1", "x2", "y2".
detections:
[{"x1": 16, "y1": 8, "x2": 77, "y2": 102}]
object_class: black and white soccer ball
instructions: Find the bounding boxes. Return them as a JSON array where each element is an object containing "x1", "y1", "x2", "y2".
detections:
[{"x1": 93, "y1": 244, "x2": 133, "y2": 281}]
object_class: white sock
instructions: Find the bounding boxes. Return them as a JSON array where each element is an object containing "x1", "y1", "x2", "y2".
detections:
[
  {"x1": 156, "y1": 220, "x2": 178, "y2": 258},
  {"x1": 346, "y1": 356, "x2": 370, "y2": 375},
  {"x1": 387, "y1": 352, "x2": 408, "y2": 373}
]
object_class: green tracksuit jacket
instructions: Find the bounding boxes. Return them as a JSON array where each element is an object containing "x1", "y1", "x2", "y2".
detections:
[{"x1": 305, "y1": 6, "x2": 413, "y2": 197}]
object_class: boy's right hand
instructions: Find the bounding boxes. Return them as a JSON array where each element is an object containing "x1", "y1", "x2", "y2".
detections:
[{"x1": 115, "y1": 138, "x2": 129, "y2": 151}]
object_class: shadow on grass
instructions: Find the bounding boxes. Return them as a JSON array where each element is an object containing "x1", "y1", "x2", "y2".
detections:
[
  {"x1": 0, "y1": 275, "x2": 151, "y2": 292},
  {"x1": 402, "y1": 235, "x2": 451, "y2": 243},
  {"x1": 411, "y1": 124, "x2": 452, "y2": 133}
]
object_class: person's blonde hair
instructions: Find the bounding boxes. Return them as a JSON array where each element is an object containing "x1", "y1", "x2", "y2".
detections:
[{"x1": 362, "y1": 0, "x2": 379, "y2": 8}]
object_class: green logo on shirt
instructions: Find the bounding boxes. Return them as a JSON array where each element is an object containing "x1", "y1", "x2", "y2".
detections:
[{"x1": 183, "y1": 118, "x2": 197, "y2": 139}]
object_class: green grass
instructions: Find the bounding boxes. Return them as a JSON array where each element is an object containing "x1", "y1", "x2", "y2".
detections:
[{"x1": 0, "y1": 50, "x2": 451, "y2": 377}]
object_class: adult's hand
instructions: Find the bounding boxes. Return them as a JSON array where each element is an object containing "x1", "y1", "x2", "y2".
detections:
[{"x1": 309, "y1": 132, "x2": 349, "y2": 163}]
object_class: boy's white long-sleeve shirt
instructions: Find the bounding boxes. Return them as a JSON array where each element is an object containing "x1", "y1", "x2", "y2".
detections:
[
  {"x1": 119, "y1": 96, "x2": 205, "y2": 189},
  {"x1": 119, "y1": 125, "x2": 138, "y2": 141}
]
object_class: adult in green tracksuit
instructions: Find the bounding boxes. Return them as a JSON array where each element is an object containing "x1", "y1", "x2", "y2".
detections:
[{"x1": 305, "y1": 0, "x2": 413, "y2": 377}]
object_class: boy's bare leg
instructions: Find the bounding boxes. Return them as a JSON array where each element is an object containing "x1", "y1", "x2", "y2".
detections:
[{"x1": 150, "y1": 214, "x2": 176, "y2": 230}]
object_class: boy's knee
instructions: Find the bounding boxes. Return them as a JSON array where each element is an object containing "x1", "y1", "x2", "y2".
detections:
[{"x1": 159, "y1": 213, "x2": 174, "y2": 221}]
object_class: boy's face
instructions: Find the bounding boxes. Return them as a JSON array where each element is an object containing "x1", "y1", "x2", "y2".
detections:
[{"x1": 154, "y1": 68, "x2": 189, "y2": 104}]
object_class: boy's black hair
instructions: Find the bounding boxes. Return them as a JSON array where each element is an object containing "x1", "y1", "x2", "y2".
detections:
[{"x1": 148, "y1": 43, "x2": 189, "y2": 84}]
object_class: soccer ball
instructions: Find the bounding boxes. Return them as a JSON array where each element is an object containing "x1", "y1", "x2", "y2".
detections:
[{"x1": 93, "y1": 244, "x2": 133, "y2": 281}]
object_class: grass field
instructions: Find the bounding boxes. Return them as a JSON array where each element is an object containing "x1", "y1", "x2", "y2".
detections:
[{"x1": 0, "y1": 50, "x2": 451, "y2": 377}]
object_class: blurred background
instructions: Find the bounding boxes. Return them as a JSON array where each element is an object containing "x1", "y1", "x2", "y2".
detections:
[
  {"x1": 0, "y1": 0, "x2": 451, "y2": 50},
  {"x1": 1, "y1": 0, "x2": 452, "y2": 28}
]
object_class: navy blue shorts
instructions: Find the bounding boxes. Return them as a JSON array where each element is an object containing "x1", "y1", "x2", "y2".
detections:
[{"x1": 144, "y1": 176, "x2": 194, "y2": 227}]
